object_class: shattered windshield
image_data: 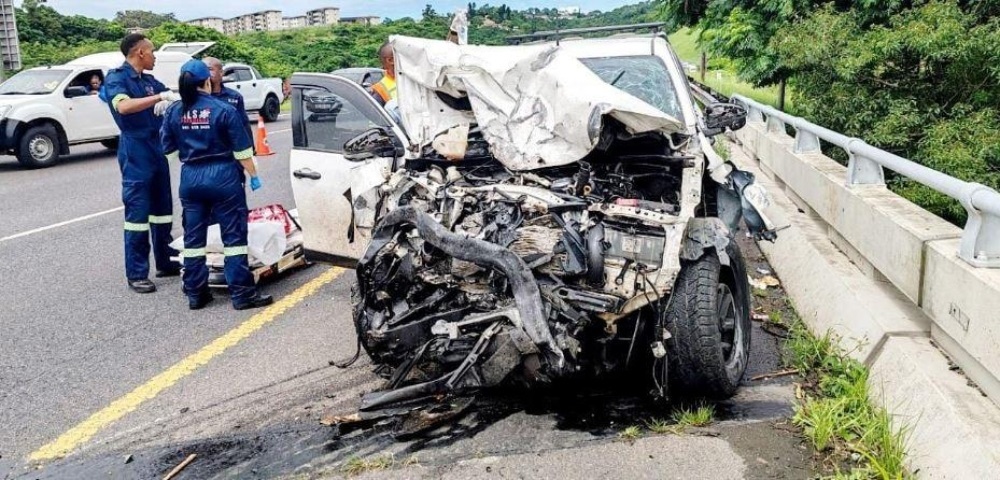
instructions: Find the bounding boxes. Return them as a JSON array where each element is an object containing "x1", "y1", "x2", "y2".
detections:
[
  {"x1": 580, "y1": 56, "x2": 681, "y2": 120},
  {"x1": 0, "y1": 69, "x2": 70, "y2": 95}
]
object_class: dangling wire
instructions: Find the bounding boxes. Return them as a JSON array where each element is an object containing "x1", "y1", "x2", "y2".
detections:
[{"x1": 331, "y1": 336, "x2": 362, "y2": 369}]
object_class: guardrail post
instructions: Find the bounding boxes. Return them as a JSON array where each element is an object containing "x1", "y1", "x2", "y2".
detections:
[
  {"x1": 748, "y1": 105, "x2": 764, "y2": 124},
  {"x1": 794, "y1": 129, "x2": 821, "y2": 154},
  {"x1": 845, "y1": 139, "x2": 885, "y2": 185},
  {"x1": 959, "y1": 184, "x2": 1000, "y2": 268},
  {"x1": 767, "y1": 115, "x2": 786, "y2": 135}
]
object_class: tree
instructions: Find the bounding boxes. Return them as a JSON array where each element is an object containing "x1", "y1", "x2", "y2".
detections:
[
  {"x1": 114, "y1": 10, "x2": 177, "y2": 30},
  {"x1": 771, "y1": 1, "x2": 1000, "y2": 224},
  {"x1": 422, "y1": 4, "x2": 438, "y2": 21}
]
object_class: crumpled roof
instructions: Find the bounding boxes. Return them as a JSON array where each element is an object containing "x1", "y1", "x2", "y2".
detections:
[{"x1": 391, "y1": 36, "x2": 686, "y2": 171}]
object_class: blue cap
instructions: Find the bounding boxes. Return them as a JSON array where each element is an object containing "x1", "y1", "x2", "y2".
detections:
[{"x1": 180, "y1": 59, "x2": 211, "y2": 82}]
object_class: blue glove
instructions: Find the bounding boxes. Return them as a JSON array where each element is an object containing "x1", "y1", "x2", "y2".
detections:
[{"x1": 250, "y1": 176, "x2": 262, "y2": 191}]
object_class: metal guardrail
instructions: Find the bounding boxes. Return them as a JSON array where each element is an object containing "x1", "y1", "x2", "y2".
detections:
[{"x1": 728, "y1": 93, "x2": 1000, "y2": 268}]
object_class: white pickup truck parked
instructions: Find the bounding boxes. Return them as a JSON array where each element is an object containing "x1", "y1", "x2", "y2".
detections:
[
  {"x1": 221, "y1": 63, "x2": 284, "y2": 123},
  {"x1": 0, "y1": 43, "x2": 213, "y2": 169}
]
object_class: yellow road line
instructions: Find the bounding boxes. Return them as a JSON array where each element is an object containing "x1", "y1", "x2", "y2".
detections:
[{"x1": 29, "y1": 267, "x2": 344, "y2": 462}]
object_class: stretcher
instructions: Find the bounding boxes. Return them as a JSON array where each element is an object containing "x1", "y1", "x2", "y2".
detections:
[{"x1": 169, "y1": 204, "x2": 311, "y2": 288}]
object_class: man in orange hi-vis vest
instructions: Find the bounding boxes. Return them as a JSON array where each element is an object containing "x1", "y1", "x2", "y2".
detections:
[{"x1": 369, "y1": 42, "x2": 397, "y2": 107}]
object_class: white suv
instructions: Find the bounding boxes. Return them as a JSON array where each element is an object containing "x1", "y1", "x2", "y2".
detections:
[{"x1": 289, "y1": 27, "x2": 776, "y2": 410}]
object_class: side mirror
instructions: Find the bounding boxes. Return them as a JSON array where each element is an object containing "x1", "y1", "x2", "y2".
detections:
[
  {"x1": 64, "y1": 86, "x2": 90, "y2": 98},
  {"x1": 703, "y1": 102, "x2": 748, "y2": 137},
  {"x1": 344, "y1": 127, "x2": 402, "y2": 161}
]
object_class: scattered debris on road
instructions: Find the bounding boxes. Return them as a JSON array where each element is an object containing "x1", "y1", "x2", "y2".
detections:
[
  {"x1": 750, "y1": 369, "x2": 800, "y2": 381},
  {"x1": 162, "y1": 453, "x2": 197, "y2": 480}
]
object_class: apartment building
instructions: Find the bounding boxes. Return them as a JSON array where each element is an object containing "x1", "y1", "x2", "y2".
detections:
[
  {"x1": 306, "y1": 7, "x2": 340, "y2": 26},
  {"x1": 282, "y1": 16, "x2": 308, "y2": 30},
  {"x1": 187, "y1": 16, "x2": 225, "y2": 34},
  {"x1": 188, "y1": 7, "x2": 378, "y2": 35},
  {"x1": 341, "y1": 16, "x2": 382, "y2": 26}
]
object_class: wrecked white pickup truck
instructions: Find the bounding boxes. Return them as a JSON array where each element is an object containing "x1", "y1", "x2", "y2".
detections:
[{"x1": 288, "y1": 29, "x2": 780, "y2": 415}]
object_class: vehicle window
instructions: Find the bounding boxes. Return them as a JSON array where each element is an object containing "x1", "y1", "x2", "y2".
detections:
[
  {"x1": 296, "y1": 85, "x2": 392, "y2": 153},
  {"x1": 0, "y1": 69, "x2": 71, "y2": 95},
  {"x1": 579, "y1": 56, "x2": 682, "y2": 120},
  {"x1": 232, "y1": 69, "x2": 253, "y2": 82},
  {"x1": 250, "y1": 67, "x2": 263, "y2": 80},
  {"x1": 67, "y1": 70, "x2": 103, "y2": 92},
  {"x1": 367, "y1": 71, "x2": 384, "y2": 86}
]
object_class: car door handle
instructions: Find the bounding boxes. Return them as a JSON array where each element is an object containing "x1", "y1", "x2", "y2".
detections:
[
  {"x1": 252, "y1": 83, "x2": 257, "y2": 87},
  {"x1": 293, "y1": 169, "x2": 322, "y2": 180}
]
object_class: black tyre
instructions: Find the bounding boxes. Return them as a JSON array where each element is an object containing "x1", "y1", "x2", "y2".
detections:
[
  {"x1": 100, "y1": 138, "x2": 119, "y2": 150},
  {"x1": 260, "y1": 95, "x2": 280, "y2": 122},
  {"x1": 660, "y1": 240, "x2": 751, "y2": 398},
  {"x1": 16, "y1": 125, "x2": 61, "y2": 169}
]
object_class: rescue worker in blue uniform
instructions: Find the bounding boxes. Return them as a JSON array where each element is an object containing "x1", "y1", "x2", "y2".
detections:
[
  {"x1": 203, "y1": 57, "x2": 254, "y2": 151},
  {"x1": 103, "y1": 33, "x2": 182, "y2": 293},
  {"x1": 160, "y1": 59, "x2": 274, "y2": 311}
]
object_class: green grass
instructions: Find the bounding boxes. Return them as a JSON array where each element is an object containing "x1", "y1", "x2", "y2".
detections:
[
  {"x1": 618, "y1": 425, "x2": 643, "y2": 441},
  {"x1": 668, "y1": 27, "x2": 789, "y2": 110},
  {"x1": 785, "y1": 321, "x2": 911, "y2": 479},
  {"x1": 644, "y1": 417, "x2": 678, "y2": 434},
  {"x1": 342, "y1": 454, "x2": 395, "y2": 476},
  {"x1": 671, "y1": 404, "x2": 715, "y2": 428}
]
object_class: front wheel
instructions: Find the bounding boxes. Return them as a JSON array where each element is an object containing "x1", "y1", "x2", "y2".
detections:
[
  {"x1": 16, "y1": 125, "x2": 61, "y2": 169},
  {"x1": 260, "y1": 95, "x2": 280, "y2": 123},
  {"x1": 660, "y1": 240, "x2": 752, "y2": 398}
]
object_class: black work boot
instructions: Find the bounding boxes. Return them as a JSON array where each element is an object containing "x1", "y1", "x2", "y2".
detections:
[
  {"x1": 233, "y1": 294, "x2": 274, "y2": 311},
  {"x1": 127, "y1": 279, "x2": 157, "y2": 294},
  {"x1": 189, "y1": 291, "x2": 214, "y2": 310}
]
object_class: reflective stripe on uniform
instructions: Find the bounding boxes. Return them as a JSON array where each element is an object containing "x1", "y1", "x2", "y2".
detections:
[
  {"x1": 111, "y1": 94, "x2": 130, "y2": 112},
  {"x1": 123, "y1": 221, "x2": 149, "y2": 232},
  {"x1": 224, "y1": 245, "x2": 248, "y2": 256},
  {"x1": 148, "y1": 215, "x2": 172, "y2": 224},
  {"x1": 166, "y1": 151, "x2": 180, "y2": 162},
  {"x1": 234, "y1": 147, "x2": 253, "y2": 160},
  {"x1": 182, "y1": 248, "x2": 207, "y2": 258}
]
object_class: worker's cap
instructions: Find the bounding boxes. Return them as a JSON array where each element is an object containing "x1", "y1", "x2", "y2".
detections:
[{"x1": 180, "y1": 59, "x2": 211, "y2": 83}]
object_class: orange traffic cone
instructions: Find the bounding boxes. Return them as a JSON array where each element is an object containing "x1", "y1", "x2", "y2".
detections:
[{"x1": 255, "y1": 116, "x2": 275, "y2": 157}]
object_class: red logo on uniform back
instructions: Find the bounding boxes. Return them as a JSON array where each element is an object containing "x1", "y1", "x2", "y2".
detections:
[{"x1": 181, "y1": 108, "x2": 212, "y2": 129}]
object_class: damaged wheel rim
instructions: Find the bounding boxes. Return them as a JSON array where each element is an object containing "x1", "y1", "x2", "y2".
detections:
[{"x1": 718, "y1": 283, "x2": 743, "y2": 372}]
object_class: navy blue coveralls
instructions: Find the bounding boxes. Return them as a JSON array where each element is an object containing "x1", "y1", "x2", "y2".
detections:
[
  {"x1": 160, "y1": 93, "x2": 258, "y2": 305},
  {"x1": 103, "y1": 62, "x2": 179, "y2": 281},
  {"x1": 214, "y1": 86, "x2": 254, "y2": 151}
]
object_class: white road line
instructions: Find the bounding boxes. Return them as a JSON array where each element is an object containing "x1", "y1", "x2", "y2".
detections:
[{"x1": 0, "y1": 206, "x2": 124, "y2": 243}]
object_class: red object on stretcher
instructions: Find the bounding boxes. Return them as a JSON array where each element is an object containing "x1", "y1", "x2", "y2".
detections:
[{"x1": 248, "y1": 204, "x2": 298, "y2": 236}]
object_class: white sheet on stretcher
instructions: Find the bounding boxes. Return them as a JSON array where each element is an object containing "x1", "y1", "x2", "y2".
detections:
[{"x1": 169, "y1": 221, "x2": 287, "y2": 267}]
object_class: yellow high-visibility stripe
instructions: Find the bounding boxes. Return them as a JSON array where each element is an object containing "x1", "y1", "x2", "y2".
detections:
[
  {"x1": 148, "y1": 215, "x2": 172, "y2": 224},
  {"x1": 111, "y1": 94, "x2": 130, "y2": 112},
  {"x1": 233, "y1": 148, "x2": 253, "y2": 160},
  {"x1": 224, "y1": 245, "x2": 248, "y2": 256},
  {"x1": 166, "y1": 151, "x2": 180, "y2": 162},
  {"x1": 123, "y1": 221, "x2": 148, "y2": 232},
  {"x1": 182, "y1": 248, "x2": 207, "y2": 258}
]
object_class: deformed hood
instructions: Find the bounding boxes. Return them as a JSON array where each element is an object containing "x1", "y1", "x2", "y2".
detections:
[{"x1": 391, "y1": 36, "x2": 685, "y2": 171}]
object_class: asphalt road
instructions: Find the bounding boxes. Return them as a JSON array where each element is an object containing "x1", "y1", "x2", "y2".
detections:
[{"x1": 0, "y1": 116, "x2": 817, "y2": 479}]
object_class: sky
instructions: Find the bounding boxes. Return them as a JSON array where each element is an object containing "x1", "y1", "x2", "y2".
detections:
[{"x1": 15, "y1": 1, "x2": 638, "y2": 21}]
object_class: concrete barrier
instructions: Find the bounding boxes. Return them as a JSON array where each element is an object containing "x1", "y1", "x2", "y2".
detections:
[
  {"x1": 735, "y1": 124, "x2": 961, "y2": 304},
  {"x1": 922, "y1": 239, "x2": 1000, "y2": 402},
  {"x1": 725, "y1": 129, "x2": 1000, "y2": 478}
]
